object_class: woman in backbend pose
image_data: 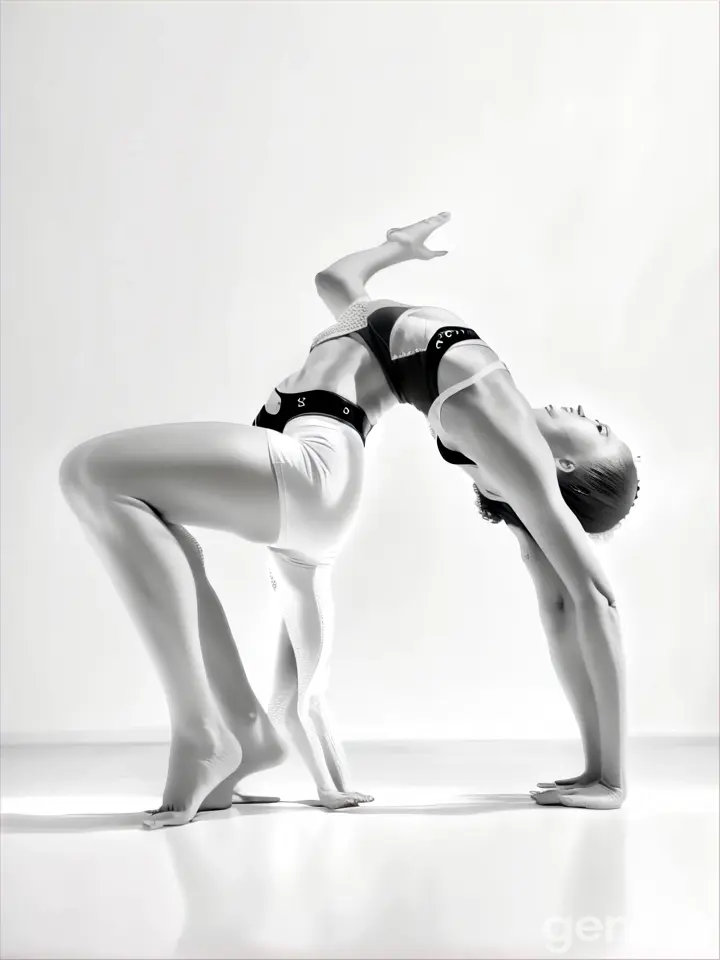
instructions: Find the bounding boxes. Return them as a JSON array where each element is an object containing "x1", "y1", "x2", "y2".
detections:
[{"x1": 60, "y1": 212, "x2": 639, "y2": 828}]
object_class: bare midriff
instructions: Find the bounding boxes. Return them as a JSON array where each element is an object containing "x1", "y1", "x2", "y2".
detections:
[{"x1": 274, "y1": 333, "x2": 398, "y2": 427}]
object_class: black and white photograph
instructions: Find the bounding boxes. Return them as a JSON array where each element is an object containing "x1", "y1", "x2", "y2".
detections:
[{"x1": 1, "y1": 1, "x2": 718, "y2": 958}]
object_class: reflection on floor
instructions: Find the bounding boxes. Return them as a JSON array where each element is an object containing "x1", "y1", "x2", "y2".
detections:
[{"x1": 1, "y1": 738, "x2": 717, "y2": 959}]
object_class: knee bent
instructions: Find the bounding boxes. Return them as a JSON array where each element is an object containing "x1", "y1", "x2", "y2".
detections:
[
  {"x1": 58, "y1": 442, "x2": 96, "y2": 503},
  {"x1": 59, "y1": 438, "x2": 125, "y2": 509}
]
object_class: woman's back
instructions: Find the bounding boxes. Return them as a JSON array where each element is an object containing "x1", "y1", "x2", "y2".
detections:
[{"x1": 274, "y1": 333, "x2": 397, "y2": 428}]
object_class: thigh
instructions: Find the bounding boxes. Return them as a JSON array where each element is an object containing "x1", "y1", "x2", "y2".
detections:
[
  {"x1": 270, "y1": 419, "x2": 366, "y2": 562},
  {"x1": 61, "y1": 421, "x2": 282, "y2": 544}
]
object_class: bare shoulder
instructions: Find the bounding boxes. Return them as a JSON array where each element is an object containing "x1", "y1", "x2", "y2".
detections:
[
  {"x1": 441, "y1": 380, "x2": 553, "y2": 493},
  {"x1": 443, "y1": 385, "x2": 616, "y2": 607}
]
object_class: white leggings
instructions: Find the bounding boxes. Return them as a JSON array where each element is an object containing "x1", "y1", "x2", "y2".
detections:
[{"x1": 264, "y1": 413, "x2": 366, "y2": 565}]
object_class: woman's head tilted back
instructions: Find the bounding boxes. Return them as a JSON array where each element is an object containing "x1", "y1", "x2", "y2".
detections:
[{"x1": 475, "y1": 404, "x2": 640, "y2": 539}]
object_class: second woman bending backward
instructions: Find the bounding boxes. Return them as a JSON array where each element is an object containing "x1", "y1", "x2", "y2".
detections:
[{"x1": 308, "y1": 211, "x2": 638, "y2": 810}]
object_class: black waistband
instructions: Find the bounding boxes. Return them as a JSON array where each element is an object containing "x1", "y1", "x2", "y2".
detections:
[
  {"x1": 253, "y1": 389, "x2": 371, "y2": 444},
  {"x1": 355, "y1": 307, "x2": 483, "y2": 413}
]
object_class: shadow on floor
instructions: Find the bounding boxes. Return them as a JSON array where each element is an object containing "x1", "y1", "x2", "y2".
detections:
[{"x1": 0, "y1": 792, "x2": 536, "y2": 832}]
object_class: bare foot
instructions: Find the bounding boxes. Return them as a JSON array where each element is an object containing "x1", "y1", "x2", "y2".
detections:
[
  {"x1": 317, "y1": 789, "x2": 364, "y2": 810},
  {"x1": 340, "y1": 790, "x2": 374, "y2": 804},
  {"x1": 386, "y1": 211, "x2": 451, "y2": 260},
  {"x1": 530, "y1": 781, "x2": 625, "y2": 810},
  {"x1": 536, "y1": 773, "x2": 598, "y2": 789},
  {"x1": 202, "y1": 713, "x2": 288, "y2": 810},
  {"x1": 143, "y1": 726, "x2": 243, "y2": 829}
]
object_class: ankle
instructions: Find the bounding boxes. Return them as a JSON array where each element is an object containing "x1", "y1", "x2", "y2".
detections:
[
  {"x1": 224, "y1": 704, "x2": 272, "y2": 732},
  {"x1": 170, "y1": 713, "x2": 229, "y2": 745},
  {"x1": 601, "y1": 770, "x2": 624, "y2": 791}
]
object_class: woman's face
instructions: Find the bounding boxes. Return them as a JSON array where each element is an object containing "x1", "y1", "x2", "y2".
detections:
[{"x1": 531, "y1": 404, "x2": 624, "y2": 471}]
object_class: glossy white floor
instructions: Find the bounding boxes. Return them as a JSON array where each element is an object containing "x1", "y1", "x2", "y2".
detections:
[{"x1": 1, "y1": 738, "x2": 717, "y2": 960}]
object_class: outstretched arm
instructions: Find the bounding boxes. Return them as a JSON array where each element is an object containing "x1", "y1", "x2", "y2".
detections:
[
  {"x1": 268, "y1": 616, "x2": 365, "y2": 800},
  {"x1": 444, "y1": 393, "x2": 626, "y2": 808},
  {"x1": 314, "y1": 212, "x2": 450, "y2": 318},
  {"x1": 265, "y1": 552, "x2": 372, "y2": 809},
  {"x1": 508, "y1": 526, "x2": 602, "y2": 785}
]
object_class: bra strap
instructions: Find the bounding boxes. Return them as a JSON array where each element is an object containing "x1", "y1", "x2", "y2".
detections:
[{"x1": 428, "y1": 360, "x2": 508, "y2": 435}]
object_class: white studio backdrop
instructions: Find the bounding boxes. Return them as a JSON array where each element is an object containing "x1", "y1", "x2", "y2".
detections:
[{"x1": 1, "y1": 0, "x2": 717, "y2": 744}]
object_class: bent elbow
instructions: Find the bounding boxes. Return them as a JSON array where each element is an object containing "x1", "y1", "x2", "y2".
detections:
[{"x1": 314, "y1": 270, "x2": 338, "y2": 293}]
